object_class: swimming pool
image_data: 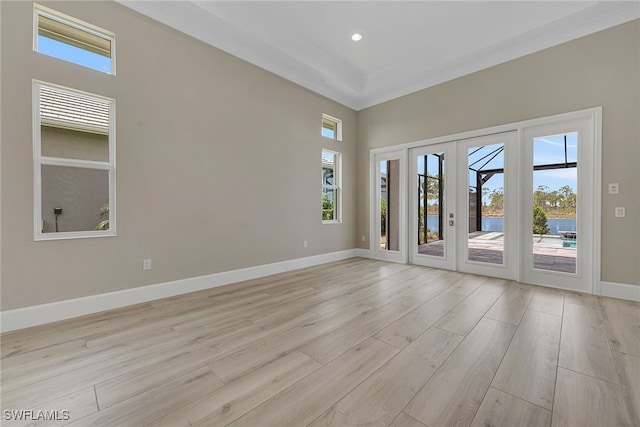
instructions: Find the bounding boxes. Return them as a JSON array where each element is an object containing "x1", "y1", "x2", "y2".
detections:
[
  {"x1": 488, "y1": 234, "x2": 577, "y2": 248},
  {"x1": 535, "y1": 235, "x2": 577, "y2": 248}
]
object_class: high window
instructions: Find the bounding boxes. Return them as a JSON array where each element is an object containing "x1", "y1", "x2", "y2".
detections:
[
  {"x1": 322, "y1": 150, "x2": 341, "y2": 223},
  {"x1": 322, "y1": 114, "x2": 342, "y2": 141},
  {"x1": 33, "y1": 82, "x2": 115, "y2": 240},
  {"x1": 34, "y1": 4, "x2": 115, "y2": 74}
]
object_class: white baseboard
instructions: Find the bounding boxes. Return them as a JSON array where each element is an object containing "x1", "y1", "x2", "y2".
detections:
[
  {"x1": 1, "y1": 249, "x2": 357, "y2": 333},
  {"x1": 354, "y1": 248, "x2": 372, "y2": 258},
  {"x1": 600, "y1": 281, "x2": 640, "y2": 302}
]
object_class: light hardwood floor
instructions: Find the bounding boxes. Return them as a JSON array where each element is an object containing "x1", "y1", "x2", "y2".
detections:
[{"x1": 1, "y1": 258, "x2": 638, "y2": 426}]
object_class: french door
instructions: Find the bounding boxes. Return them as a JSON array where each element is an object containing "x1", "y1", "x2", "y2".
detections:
[
  {"x1": 374, "y1": 110, "x2": 598, "y2": 294},
  {"x1": 521, "y1": 117, "x2": 595, "y2": 292},
  {"x1": 372, "y1": 149, "x2": 407, "y2": 263},
  {"x1": 409, "y1": 132, "x2": 518, "y2": 280},
  {"x1": 408, "y1": 142, "x2": 455, "y2": 270}
]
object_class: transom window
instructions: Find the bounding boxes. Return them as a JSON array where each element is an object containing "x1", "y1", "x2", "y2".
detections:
[
  {"x1": 322, "y1": 150, "x2": 342, "y2": 223},
  {"x1": 33, "y1": 82, "x2": 116, "y2": 240},
  {"x1": 34, "y1": 4, "x2": 115, "y2": 74},
  {"x1": 322, "y1": 114, "x2": 342, "y2": 141}
]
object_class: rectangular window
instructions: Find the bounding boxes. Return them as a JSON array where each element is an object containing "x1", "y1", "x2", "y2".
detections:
[
  {"x1": 34, "y1": 4, "x2": 115, "y2": 74},
  {"x1": 322, "y1": 114, "x2": 342, "y2": 141},
  {"x1": 322, "y1": 150, "x2": 341, "y2": 223},
  {"x1": 34, "y1": 81, "x2": 115, "y2": 240}
]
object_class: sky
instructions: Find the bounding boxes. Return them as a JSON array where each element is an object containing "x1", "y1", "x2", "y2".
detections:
[
  {"x1": 38, "y1": 36, "x2": 112, "y2": 74},
  {"x1": 417, "y1": 133, "x2": 578, "y2": 204},
  {"x1": 533, "y1": 133, "x2": 577, "y2": 192},
  {"x1": 322, "y1": 127, "x2": 335, "y2": 139}
]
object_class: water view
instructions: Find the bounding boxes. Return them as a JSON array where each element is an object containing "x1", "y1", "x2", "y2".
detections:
[{"x1": 425, "y1": 215, "x2": 576, "y2": 235}]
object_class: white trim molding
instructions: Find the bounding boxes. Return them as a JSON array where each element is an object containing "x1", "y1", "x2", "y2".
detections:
[
  {"x1": 600, "y1": 281, "x2": 640, "y2": 302},
  {"x1": 1, "y1": 249, "x2": 356, "y2": 333},
  {"x1": 353, "y1": 248, "x2": 372, "y2": 259},
  {"x1": 32, "y1": 80, "x2": 117, "y2": 241}
]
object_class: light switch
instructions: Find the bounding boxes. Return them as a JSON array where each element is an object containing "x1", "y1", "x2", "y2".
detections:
[
  {"x1": 615, "y1": 207, "x2": 625, "y2": 218},
  {"x1": 608, "y1": 183, "x2": 619, "y2": 194}
]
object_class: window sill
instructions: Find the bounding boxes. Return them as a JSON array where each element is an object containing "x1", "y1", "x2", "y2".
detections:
[{"x1": 34, "y1": 230, "x2": 116, "y2": 241}]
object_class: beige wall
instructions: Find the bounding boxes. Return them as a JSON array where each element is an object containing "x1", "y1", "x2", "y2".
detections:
[
  {"x1": 1, "y1": 1, "x2": 356, "y2": 310},
  {"x1": 357, "y1": 20, "x2": 640, "y2": 286}
]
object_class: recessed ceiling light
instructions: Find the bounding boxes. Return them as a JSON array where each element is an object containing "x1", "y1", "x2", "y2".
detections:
[{"x1": 351, "y1": 33, "x2": 363, "y2": 41}]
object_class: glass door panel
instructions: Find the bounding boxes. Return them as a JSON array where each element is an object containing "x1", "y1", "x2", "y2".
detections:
[
  {"x1": 374, "y1": 150, "x2": 407, "y2": 263},
  {"x1": 532, "y1": 133, "x2": 577, "y2": 274},
  {"x1": 409, "y1": 143, "x2": 455, "y2": 270},
  {"x1": 457, "y1": 132, "x2": 518, "y2": 280},
  {"x1": 380, "y1": 159, "x2": 400, "y2": 251},
  {"x1": 418, "y1": 152, "x2": 445, "y2": 256},
  {"x1": 466, "y1": 142, "x2": 505, "y2": 265},
  {"x1": 523, "y1": 116, "x2": 594, "y2": 293}
]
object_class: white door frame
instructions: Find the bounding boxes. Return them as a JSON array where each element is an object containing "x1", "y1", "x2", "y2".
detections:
[
  {"x1": 407, "y1": 132, "x2": 519, "y2": 281},
  {"x1": 456, "y1": 132, "x2": 519, "y2": 281},
  {"x1": 370, "y1": 148, "x2": 408, "y2": 263},
  {"x1": 521, "y1": 116, "x2": 598, "y2": 293},
  {"x1": 368, "y1": 107, "x2": 601, "y2": 294},
  {"x1": 409, "y1": 142, "x2": 456, "y2": 270}
]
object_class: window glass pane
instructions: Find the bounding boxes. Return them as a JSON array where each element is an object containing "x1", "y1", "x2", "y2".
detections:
[
  {"x1": 322, "y1": 126, "x2": 336, "y2": 139},
  {"x1": 38, "y1": 14, "x2": 111, "y2": 56},
  {"x1": 322, "y1": 188, "x2": 335, "y2": 221},
  {"x1": 322, "y1": 151, "x2": 335, "y2": 185},
  {"x1": 322, "y1": 115, "x2": 341, "y2": 140},
  {"x1": 40, "y1": 85, "x2": 110, "y2": 135},
  {"x1": 35, "y1": 82, "x2": 114, "y2": 239},
  {"x1": 41, "y1": 165, "x2": 109, "y2": 233},
  {"x1": 36, "y1": 10, "x2": 113, "y2": 74},
  {"x1": 41, "y1": 126, "x2": 109, "y2": 162},
  {"x1": 417, "y1": 152, "x2": 445, "y2": 257},
  {"x1": 37, "y1": 35, "x2": 112, "y2": 73},
  {"x1": 532, "y1": 133, "x2": 577, "y2": 274},
  {"x1": 323, "y1": 168, "x2": 334, "y2": 185},
  {"x1": 467, "y1": 143, "x2": 504, "y2": 265},
  {"x1": 380, "y1": 159, "x2": 400, "y2": 251},
  {"x1": 533, "y1": 133, "x2": 578, "y2": 165},
  {"x1": 321, "y1": 150, "x2": 340, "y2": 222}
]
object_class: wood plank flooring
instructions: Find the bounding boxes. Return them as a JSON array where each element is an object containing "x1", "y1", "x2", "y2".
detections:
[{"x1": 1, "y1": 258, "x2": 638, "y2": 426}]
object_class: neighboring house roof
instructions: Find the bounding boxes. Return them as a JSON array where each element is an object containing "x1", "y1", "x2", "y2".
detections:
[{"x1": 40, "y1": 86, "x2": 109, "y2": 134}]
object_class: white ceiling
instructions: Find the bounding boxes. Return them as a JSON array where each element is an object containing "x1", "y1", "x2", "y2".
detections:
[{"x1": 117, "y1": 1, "x2": 639, "y2": 110}]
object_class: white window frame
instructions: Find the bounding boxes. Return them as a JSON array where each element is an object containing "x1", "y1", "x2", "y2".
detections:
[
  {"x1": 322, "y1": 113, "x2": 342, "y2": 141},
  {"x1": 322, "y1": 149, "x2": 342, "y2": 224},
  {"x1": 33, "y1": 3, "x2": 116, "y2": 75},
  {"x1": 33, "y1": 81, "x2": 116, "y2": 241}
]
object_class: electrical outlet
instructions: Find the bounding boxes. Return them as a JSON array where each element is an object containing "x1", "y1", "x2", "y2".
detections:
[
  {"x1": 143, "y1": 259, "x2": 152, "y2": 270},
  {"x1": 608, "y1": 183, "x2": 619, "y2": 194},
  {"x1": 361, "y1": 235, "x2": 366, "y2": 242},
  {"x1": 615, "y1": 207, "x2": 625, "y2": 218},
  {"x1": 303, "y1": 240, "x2": 308, "y2": 248}
]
